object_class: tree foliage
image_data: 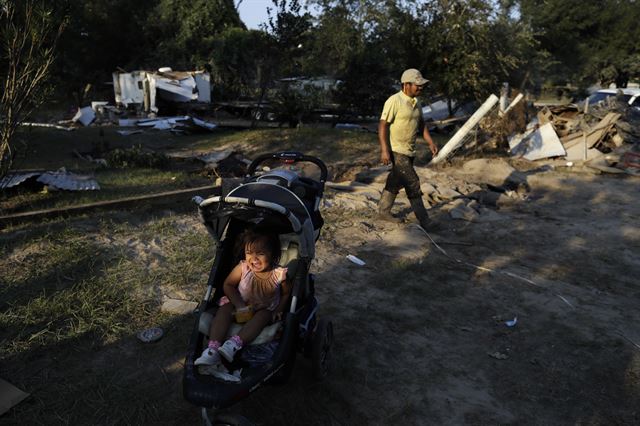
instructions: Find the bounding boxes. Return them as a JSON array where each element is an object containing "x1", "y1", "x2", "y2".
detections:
[
  {"x1": 264, "y1": 0, "x2": 313, "y2": 77},
  {"x1": 0, "y1": 0, "x2": 65, "y2": 178},
  {"x1": 210, "y1": 28, "x2": 278, "y2": 99},
  {"x1": 518, "y1": 0, "x2": 640, "y2": 87},
  {"x1": 5, "y1": 0, "x2": 639, "y2": 138},
  {"x1": 145, "y1": 0, "x2": 244, "y2": 69}
]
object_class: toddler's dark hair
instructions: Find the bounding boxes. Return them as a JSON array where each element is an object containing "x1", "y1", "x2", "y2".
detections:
[{"x1": 235, "y1": 227, "x2": 281, "y2": 266}]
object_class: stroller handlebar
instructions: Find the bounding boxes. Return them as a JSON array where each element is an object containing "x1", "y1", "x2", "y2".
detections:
[
  {"x1": 196, "y1": 195, "x2": 303, "y2": 233},
  {"x1": 247, "y1": 151, "x2": 328, "y2": 184}
]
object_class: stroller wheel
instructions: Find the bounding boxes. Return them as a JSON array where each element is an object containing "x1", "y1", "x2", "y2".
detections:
[
  {"x1": 209, "y1": 413, "x2": 254, "y2": 426},
  {"x1": 311, "y1": 318, "x2": 333, "y2": 380}
]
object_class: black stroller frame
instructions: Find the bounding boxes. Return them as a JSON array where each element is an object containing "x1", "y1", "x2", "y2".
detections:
[{"x1": 183, "y1": 152, "x2": 333, "y2": 425}]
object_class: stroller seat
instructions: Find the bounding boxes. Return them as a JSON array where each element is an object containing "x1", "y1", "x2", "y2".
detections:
[{"x1": 197, "y1": 233, "x2": 301, "y2": 346}]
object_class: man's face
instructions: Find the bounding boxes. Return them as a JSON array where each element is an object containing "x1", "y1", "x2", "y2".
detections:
[{"x1": 405, "y1": 82, "x2": 424, "y2": 98}]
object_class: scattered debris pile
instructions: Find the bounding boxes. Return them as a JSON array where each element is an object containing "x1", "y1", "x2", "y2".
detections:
[
  {"x1": 21, "y1": 67, "x2": 217, "y2": 133},
  {"x1": 507, "y1": 99, "x2": 640, "y2": 174},
  {"x1": 125, "y1": 116, "x2": 217, "y2": 134},
  {"x1": 431, "y1": 87, "x2": 640, "y2": 176}
]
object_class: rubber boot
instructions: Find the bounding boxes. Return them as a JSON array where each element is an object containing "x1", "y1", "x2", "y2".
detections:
[
  {"x1": 409, "y1": 197, "x2": 432, "y2": 230},
  {"x1": 377, "y1": 190, "x2": 402, "y2": 223}
]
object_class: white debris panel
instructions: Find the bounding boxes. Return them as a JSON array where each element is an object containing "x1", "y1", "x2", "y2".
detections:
[{"x1": 509, "y1": 122, "x2": 566, "y2": 161}]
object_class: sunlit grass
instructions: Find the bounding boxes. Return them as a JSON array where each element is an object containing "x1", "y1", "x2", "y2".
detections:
[{"x1": 0, "y1": 214, "x2": 212, "y2": 359}]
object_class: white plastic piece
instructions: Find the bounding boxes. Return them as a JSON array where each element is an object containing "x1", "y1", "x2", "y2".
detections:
[{"x1": 346, "y1": 254, "x2": 366, "y2": 266}]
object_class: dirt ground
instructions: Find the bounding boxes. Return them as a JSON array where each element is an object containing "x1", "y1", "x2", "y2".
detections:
[
  {"x1": 302, "y1": 159, "x2": 640, "y2": 425},
  {"x1": 3, "y1": 151, "x2": 640, "y2": 424}
]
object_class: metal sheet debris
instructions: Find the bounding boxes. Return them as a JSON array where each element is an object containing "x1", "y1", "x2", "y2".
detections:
[
  {"x1": 36, "y1": 170, "x2": 100, "y2": 191},
  {"x1": 0, "y1": 172, "x2": 41, "y2": 188},
  {"x1": 2, "y1": 169, "x2": 100, "y2": 191}
]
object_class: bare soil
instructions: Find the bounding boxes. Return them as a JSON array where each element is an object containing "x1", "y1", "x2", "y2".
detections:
[
  {"x1": 297, "y1": 161, "x2": 640, "y2": 425},
  {"x1": 2, "y1": 144, "x2": 640, "y2": 424}
]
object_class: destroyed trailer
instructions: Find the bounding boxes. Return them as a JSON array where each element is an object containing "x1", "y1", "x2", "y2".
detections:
[{"x1": 112, "y1": 68, "x2": 211, "y2": 114}]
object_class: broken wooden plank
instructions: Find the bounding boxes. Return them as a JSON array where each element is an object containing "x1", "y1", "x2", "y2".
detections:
[
  {"x1": 560, "y1": 112, "x2": 621, "y2": 148},
  {"x1": 563, "y1": 137, "x2": 603, "y2": 162}
]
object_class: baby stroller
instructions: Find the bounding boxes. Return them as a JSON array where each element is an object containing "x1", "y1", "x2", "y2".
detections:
[{"x1": 183, "y1": 152, "x2": 334, "y2": 425}]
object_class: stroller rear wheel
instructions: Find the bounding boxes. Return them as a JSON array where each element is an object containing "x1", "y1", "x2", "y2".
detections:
[{"x1": 311, "y1": 318, "x2": 333, "y2": 380}]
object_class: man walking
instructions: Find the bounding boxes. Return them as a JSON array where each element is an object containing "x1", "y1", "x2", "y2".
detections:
[{"x1": 377, "y1": 68, "x2": 439, "y2": 230}]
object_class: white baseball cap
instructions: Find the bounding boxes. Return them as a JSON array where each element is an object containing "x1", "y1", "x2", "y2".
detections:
[{"x1": 401, "y1": 68, "x2": 429, "y2": 85}]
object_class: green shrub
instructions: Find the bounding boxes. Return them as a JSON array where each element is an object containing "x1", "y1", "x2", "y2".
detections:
[{"x1": 107, "y1": 145, "x2": 169, "y2": 169}]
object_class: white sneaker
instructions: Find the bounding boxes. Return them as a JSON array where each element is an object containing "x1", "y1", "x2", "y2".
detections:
[
  {"x1": 195, "y1": 347, "x2": 220, "y2": 366},
  {"x1": 218, "y1": 338, "x2": 242, "y2": 362}
]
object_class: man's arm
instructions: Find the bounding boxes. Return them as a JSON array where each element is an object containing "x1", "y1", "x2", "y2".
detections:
[
  {"x1": 420, "y1": 116, "x2": 438, "y2": 156},
  {"x1": 378, "y1": 120, "x2": 392, "y2": 165}
]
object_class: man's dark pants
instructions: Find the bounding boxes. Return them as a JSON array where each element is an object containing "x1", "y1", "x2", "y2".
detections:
[{"x1": 384, "y1": 152, "x2": 422, "y2": 199}]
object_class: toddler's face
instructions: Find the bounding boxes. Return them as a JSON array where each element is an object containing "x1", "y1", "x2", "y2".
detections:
[{"x1": 244, "y1": 241, "x2": 271, "y2": 273}]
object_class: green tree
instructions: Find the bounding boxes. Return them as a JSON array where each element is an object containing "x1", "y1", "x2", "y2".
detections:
[
  {"x1": 54, "y1": 0, "x2": 156, "y2": 103},
  {"x1": 264, "y1": 0, "x2": 313, "y2": 77},
  {"x1": 582, "y1": 0, "x2": 640, "y2": 87},
  {"x1": 518, "y1": 0, "x2": 640, "y2": 87},
  {"x1": 303, "y1": 4, "x2": 362, "y2": 76},
  {"x1": 210, "y1": 28, "x2": 278, "y2": 100},
  {"x1": 332, "y1": 45, "x2": 396, "y2": 116},
  {"x1": 307, "y1": 0, "x2": 401, "y2": 115},
  {"x1": 145, "y1": 0, "x2": 244, "y2": 69},
  {"x1": 0, "y1": 1, "x2": 65, "y2": 178}
]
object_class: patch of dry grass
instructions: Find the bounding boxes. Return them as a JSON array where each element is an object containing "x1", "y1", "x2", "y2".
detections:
[{"x1": 0, "y1": 211, "x2": 214, "y2": 424}]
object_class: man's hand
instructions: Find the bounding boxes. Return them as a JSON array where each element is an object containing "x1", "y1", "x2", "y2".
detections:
[
  {"x1": 380, "y1": 151, "x2": 392, "y2": 165},
  {"x1": 429, "y1": 143, "x2": 439, "y2": 157}
]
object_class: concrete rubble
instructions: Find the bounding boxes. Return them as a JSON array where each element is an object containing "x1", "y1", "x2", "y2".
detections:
[{"x1": 318, "y1": 157, "x2": 538, "y2": 228}]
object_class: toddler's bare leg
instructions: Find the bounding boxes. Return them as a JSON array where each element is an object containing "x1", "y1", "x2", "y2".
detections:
[
  {"x1": 208, "y1": 303, "x2": 234, "y2": 343},
  {"x1": 237, "y1": 309, "x2": 271, "y2": 344}
]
